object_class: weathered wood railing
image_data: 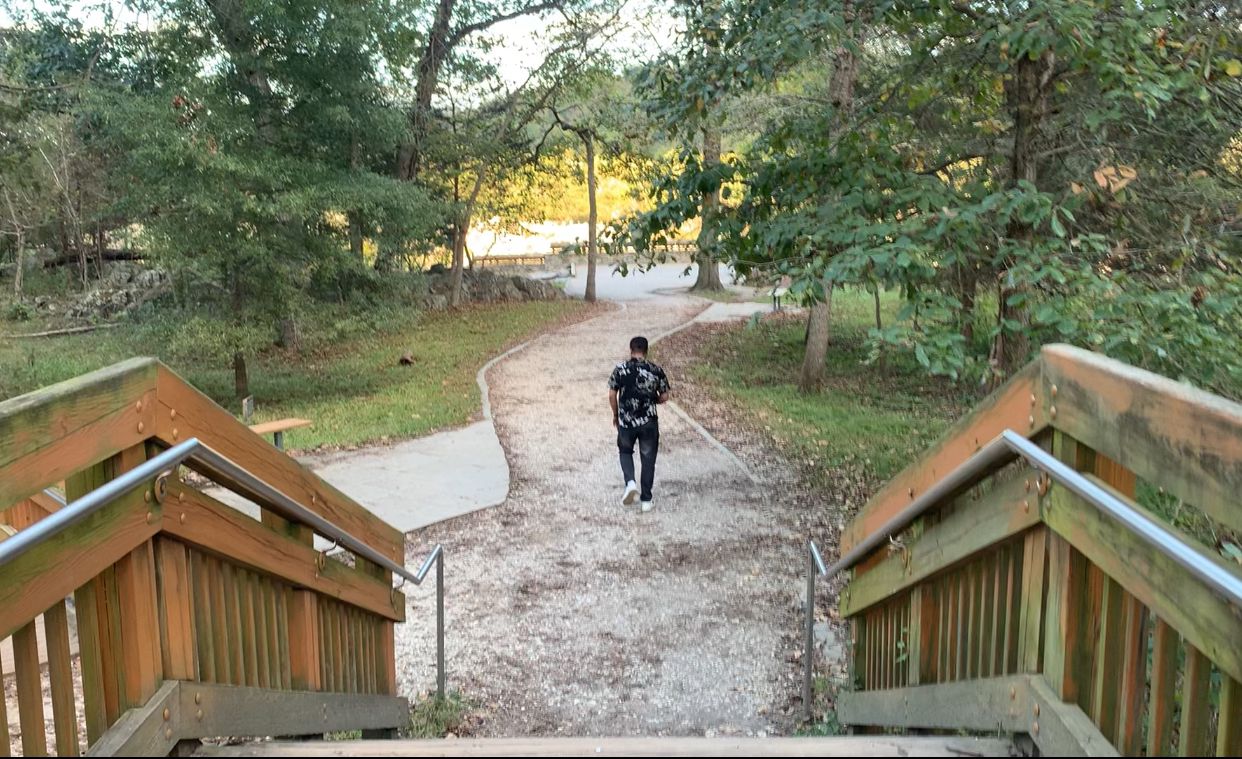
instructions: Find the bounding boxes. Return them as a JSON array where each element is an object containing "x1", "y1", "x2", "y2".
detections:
[
  {"x1": 1, "y1": 358, "x2": 414, "y2": 756},
  {"x1": 829, "y1": 344, "x2": 1242, "y2": 756}
]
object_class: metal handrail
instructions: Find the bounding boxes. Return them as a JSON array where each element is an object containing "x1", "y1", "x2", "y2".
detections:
[
  {"x1": 822, "y1": 429, "x2": 1242, "y2": 607},
  {"x1": 802, "y1": 540, "x2": 828, "y2": 719},
  {"x1": 801, "y1": 427, "x2": 1242, "y2": 720},
  {"x1": 0, "y1": 436, "x2": 448, "y2": 698}
]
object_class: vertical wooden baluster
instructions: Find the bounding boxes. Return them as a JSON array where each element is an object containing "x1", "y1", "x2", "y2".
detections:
[
  {"x1": 891, "y1": 600, "x2": 899, "y2": 688},
  {"x1": 208, "y1": 557, "x2": 231, "y2": 685},
  {"x1": 67, "y1": 465, "x2": 119, "y2": 740},
  {"x1": 938, "y1": 577, "x2": 949, "y2": 681},
  {"x1": 110, "y1": 445, "x2": 162, "y2": 712},
  {"x1": 356, "y1": 610, "x2": 367, "y2": 693},
  {"x1": 883, "y1": 602, "x2": 893, "y2": 689},
  {"x1": 239, "y1": 569, "x2": 258, "y2": 687},
  {"x1": 155, "y1": 539, "x2": 198, "y2": 682},
  {"x1": 191, "y1": 550, "x2": 216, "y2": 683},
  {"x1": 260, "y1": 576, "x2": 274, "y2": 689},
  {"x1": 223, "y1": 563, "x2": 244, "y2": 685},
  {"x1": 907, "y1": 587, "x2": 923, "y2": 686},
  {"x1": 358, "y1": 610, "x2": 368, "y2": 693},
  {"x1": 324, "y1": 601, "x2": 337, "y2": 692},
  {"x1": 0, "y1": 646, "x2": 10, "y2": 757},
  {"x1": 1003, "y1": 543, "x2": 1021, "y2": 675},
  {"x1": 315, "y1": 601, "x2": 328, "y2": 691},
  {"x1": 116, "y1": 540, "x2": 161, "y2": 710},
  {"x1": 343, "y1": 608, "x2": 355, "y2": 694},
  {"x1": 1178, "y1": 645, "x2": 1213, "y2": 756},
  {"x1": 915, "y1": 582, "x2": 936, "y2": 686},
  {"x1": 14, "y1": 621, "x2": 48, "y2": 755},
  {"x1": 369, "y1": 616, "x2": 380, "y2": 694},
  {"x1": 976, "y1": 555, "x2": 993, "y2": 679},
  {"x1": 338, "y1": 603, "x2": 349, "y2": 693},
  {"x1": 856, "y1": 614, "x2": 868, "y2": 692},
  {"x1": 379, "y1": 619, "x2": 397, "y2": 697},
  {"x1": 869, "y1": 608, "x2": 879, "y2": 690},
  {"x1": 288, "y1": 588, "x2": 319, "y2": 691},
  {"x1": 254, "y1": 576, "x2": 271, "y2": 690},
  {"x1": 335, "y1": 603, "x2": 346, "y2": 693},
  {"x1": 1146, "y1": 619, "x2": 1177, "y2": 757},
  {"x1": 277, "y1": 585, "x2": 292, "y2": 689},
  {"x1": 45, "y1": 600, "x2": 80, "y2": 756},
  {"x1": 1091, "y1": 577, "x2": 1124, "y2": 737},
  {"x1": 973, "y1": 561, "x2": 983, "y2": 680},
  {"x1": 1017, "y1": 527, "x2": 1047, "y2": 674},
  {"x1": 869, "y1": 608, "x2": 878, "y2": 690},
  {"x1": 1218, "y1": 675, "x2": 1242, "y2": 757},
  {"x1": 1044, "y1": 534, "x2": 1091, "y2": 704},
  {"x1": 987, "y1": 548, "x2": 1003, "y2": 678},
  {"x1": 1114, "y1": 594, "x2": 1147, "y2": 755},
  {"x1": 326, "y1": 601, "x2": 338, "y2": 692},
  {"x1": 357, "y1": 612, "x2": 369, "y2": 695},
  {"x1": 906, "y1": 599, "x2": 914, "y2": 686},
  {"x1": 954, "y1": 569, "x2": 966, "y2": 681},
  {"x1": 859, "y1": 612, "x2": 868, "y2": 690}
]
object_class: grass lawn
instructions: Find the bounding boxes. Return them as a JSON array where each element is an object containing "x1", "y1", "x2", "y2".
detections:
[
  {"x1": 687, "y1": 288, "x2": 973, "y2": 490},
  {"x1": 1, "y1": 299, "x2": 589, "y2": 451}
]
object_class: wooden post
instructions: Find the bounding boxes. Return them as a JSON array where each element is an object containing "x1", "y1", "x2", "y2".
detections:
[
  {"x1": 1041, "y1": 432, "x2": 1095, "y2": 703},
  {"x1": 155, "y1": 538, "x2": 198, "y2": 681},
  {"x1": 67, "y1": 458, "x2": 124, "y2": 741},
  {"x1": 116, "y1": 537, "x2": 162, "y2": 707},
  {"x1": 288, "y1": 589, "x2": 322, "y2": 691}
]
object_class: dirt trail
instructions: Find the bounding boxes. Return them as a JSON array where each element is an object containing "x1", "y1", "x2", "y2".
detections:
[{"x1": 395, "y1": 294, "x2": 809, "y2": 737}]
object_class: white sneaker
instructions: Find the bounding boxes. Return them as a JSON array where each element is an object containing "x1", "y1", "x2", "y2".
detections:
[
  {"x1": 640, "y1": 500, "x2": 654, "y2": 513},
  {"x1": 622, "y1": 481, "x2": 640, "y2": 506}
]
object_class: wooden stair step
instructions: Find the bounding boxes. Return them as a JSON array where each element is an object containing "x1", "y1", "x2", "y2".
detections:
[{"x1": 195, "y1": 735, "x2": 1015, "y2": 757}]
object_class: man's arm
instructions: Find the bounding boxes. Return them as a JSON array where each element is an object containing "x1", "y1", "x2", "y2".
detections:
[{"x1": 609, "y1": 388, "x2": 619, "y2": 427}]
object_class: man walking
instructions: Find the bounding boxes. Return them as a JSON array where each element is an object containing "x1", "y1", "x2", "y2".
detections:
[{"x1": 608, "y1": 336, "x2": 671, "y2": 512}]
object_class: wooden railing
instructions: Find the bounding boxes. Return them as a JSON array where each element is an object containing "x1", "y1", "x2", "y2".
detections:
[
  {"x1": 832, "y1": 344, "x2": 1242, "y2": 756},
  {"x1": 0, "y1": 358, "x2": 412, "y2": 756}
]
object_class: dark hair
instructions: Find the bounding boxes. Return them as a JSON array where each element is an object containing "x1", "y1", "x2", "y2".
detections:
[{"x1": 629, "y1": 336, "x2": 649, "y2": 354}]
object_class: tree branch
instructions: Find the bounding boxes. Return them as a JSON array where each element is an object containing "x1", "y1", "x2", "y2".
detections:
[{"x1": 446, "y1": 0, "x2": 564, "y2": 49}]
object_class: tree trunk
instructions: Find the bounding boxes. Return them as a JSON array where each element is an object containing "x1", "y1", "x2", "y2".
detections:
[
  {"x1": 13, "y1": 230, "x2": 25, "y2": 297},
  {"x1": 585, "y1": 134, "x2": 598, "y2": 303},
  {"x1": 798, "y1": 1, "x2": 860, "y2": 392},
  {"x1": 692, "y1": 126, "x2": 724, "y2": 292},
  {"x1": 994, "y1": 50, "x2": 1054, "y2": 378},
  {"x1": 349, "y1": 212, "x2": 365, "y2": 263},
  {"x1": 3, "y1": 190, "x2": 25, "y2": 297},
  {"x1": 874, "y1": 287, "x2": 882, "y2": 330},
  {"x1": 799, "y1": 286, "x2": 833, "y2": 392},
  {"x1": 449, "y1": 218, "x2": 467, "y2": 307},
  {"x1": 233, "y1": 351, "x2": 249, "y2": 399},
  {"x1": 398, "y1": 0, "x2": 457, "y2": 182},
  {"x1": 277, "y1": 318, "x2": 300, "y2": 352}
]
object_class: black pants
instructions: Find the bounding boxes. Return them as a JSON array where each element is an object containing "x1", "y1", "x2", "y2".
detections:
[{"x1": 618, "y1": 420, "x2": 659, "y2": 502}]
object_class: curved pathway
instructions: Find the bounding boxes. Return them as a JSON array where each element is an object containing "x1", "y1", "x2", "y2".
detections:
[{"x1": 396, "y1": 281, "x2": 808, "y2": 737}]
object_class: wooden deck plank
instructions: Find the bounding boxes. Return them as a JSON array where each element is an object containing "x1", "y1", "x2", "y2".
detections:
[{"x1": 192, "y1": 736, "x2": 1016, "y2": 757}]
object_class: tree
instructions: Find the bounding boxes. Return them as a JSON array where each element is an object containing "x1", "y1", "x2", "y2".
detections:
[
  {"x1": 538, "y1": 66, "x2": 647, "y2": 302},
  {"x1": 622, "y1": 0, "x2": 1241, "y2": 398}
]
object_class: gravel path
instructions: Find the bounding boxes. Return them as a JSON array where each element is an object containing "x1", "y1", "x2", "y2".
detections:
[{"x1": 395, "y1": 294, "x2": 811, "y2": 737}]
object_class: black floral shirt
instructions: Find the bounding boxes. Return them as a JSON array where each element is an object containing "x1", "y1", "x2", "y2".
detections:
[{"x1": 609, "y1": 358, "x2": 671, "y2": 429}]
